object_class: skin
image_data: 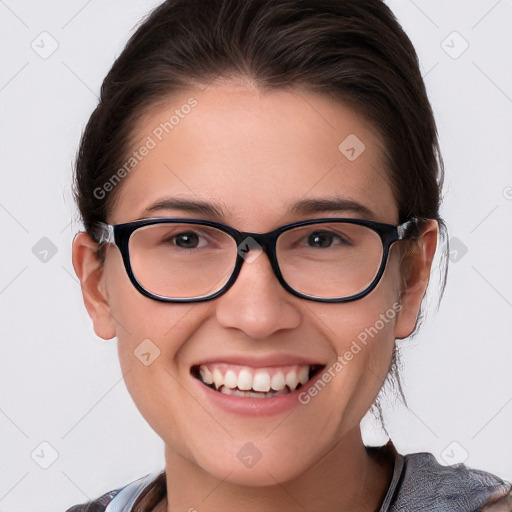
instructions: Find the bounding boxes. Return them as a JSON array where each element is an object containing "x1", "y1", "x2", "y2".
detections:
[{"x1": 72, "y1": 79, "x2": 438, "y2": 512}]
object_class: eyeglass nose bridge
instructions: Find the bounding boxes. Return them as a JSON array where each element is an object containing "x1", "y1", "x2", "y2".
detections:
[
  {"x1": 235, "y1": 229, "x2": 280, "y2": 265},
  {"x1": 210, "y1": 226, "x2": 310, "y2": 303},
  {"x1": 231, "y1": 229, "x2": 286, "y2": 285}
]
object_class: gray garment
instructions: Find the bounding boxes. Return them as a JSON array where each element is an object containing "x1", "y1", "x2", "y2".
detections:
[
  {"x1": 382, "y1": 451, "x2": 511, "y2": 511},
  {"x1": 66, "y1": 450, "x2": 512, "y2": 511}
]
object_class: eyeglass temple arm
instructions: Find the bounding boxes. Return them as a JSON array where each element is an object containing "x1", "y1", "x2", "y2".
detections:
[
  {"x1": 396, "y1": 218, "x2": 418, "y2": 239},
  {"x1": 91, "y1": 222, "x2": 115, "y2": 244}
]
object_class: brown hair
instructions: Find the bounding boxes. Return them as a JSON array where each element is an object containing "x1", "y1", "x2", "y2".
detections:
[{"x1": 73, "y1": 0, "x2": 448, "y2": 433}]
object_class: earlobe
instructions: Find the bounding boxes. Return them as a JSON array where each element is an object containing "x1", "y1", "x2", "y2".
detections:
[
  {"x1": 72, "y1": 232, "x2": 116, "y2": 340},
  {"x1": 394, "y1": 220, "x2": 439, "y2": 340}
]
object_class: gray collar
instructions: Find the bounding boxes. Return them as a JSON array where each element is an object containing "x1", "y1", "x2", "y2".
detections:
[
  {"x1": 379, "y1": 451, "x2": 405, "y2": 511},
  {"x1": 105, "y1": 471, "x2": 164, "y2": 511}
]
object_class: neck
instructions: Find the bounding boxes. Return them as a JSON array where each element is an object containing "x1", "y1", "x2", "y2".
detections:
[{"x1": 163, "y1": 427, "x2": 395, "y2": 512}]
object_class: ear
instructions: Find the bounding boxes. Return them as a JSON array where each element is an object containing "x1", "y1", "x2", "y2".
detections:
[
  {"x1": 394, "y1": 220, "x2": 439, "y2": 339},
  {"x1": 72, "y1": 232, "x2": 116, "y2": 340}
]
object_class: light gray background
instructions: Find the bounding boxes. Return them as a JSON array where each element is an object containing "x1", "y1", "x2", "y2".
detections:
[{"x1": 1, "y1": 1, "x2": 511, "y2": 510}]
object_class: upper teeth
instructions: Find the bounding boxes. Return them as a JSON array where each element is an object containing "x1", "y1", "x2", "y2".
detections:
[{"x1": 198, "y1": 364, "x2": 310, "y2": 392}]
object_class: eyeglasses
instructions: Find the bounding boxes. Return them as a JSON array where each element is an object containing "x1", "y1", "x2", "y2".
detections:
[{"x1": 92, "y1": 217, "x2": 420, "y2": 303}]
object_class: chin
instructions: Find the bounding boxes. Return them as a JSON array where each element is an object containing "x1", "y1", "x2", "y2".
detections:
[
  {"x1": 190, "y1": 439, "x2": 318, "y2": 488},
  {"x1": 202, "y1": 459, "x2": 303, "y2": 488}
]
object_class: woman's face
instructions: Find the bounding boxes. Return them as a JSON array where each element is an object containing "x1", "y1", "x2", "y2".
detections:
[{"x1": 74, "y1": 81, "x2": 436, "y2": 486}]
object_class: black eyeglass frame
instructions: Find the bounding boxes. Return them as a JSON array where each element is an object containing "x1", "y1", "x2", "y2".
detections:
[{"x1": 93, "y1": 217, "x2": 420, "y2": 304}]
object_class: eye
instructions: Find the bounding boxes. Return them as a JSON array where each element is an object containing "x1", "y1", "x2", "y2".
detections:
[
  {"x1": 306, "y1": 230, "x2": 349, "y2": 248},
  {"x1": 171, "y1": 231, "x2": 201, "y2": 249}
]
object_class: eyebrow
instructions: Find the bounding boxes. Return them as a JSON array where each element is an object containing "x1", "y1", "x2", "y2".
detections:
[
  {"x1": 290, "y1": 198, "x2": 374, "y2": 218},
  {"x1": 139, "y1": 197, "x2": 375, "y2": 220},
  {"x1": 140, "y1": 198, "x2": 224, "y2": 219}
]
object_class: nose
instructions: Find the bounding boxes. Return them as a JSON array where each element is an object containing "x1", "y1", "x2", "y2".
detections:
[{"x1": 214, "y1": 248, "x2": 302, "y2": 339}]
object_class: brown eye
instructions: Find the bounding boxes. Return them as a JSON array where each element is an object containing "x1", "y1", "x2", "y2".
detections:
[
  {"x1": 173, "y1": 232, "x2": 200, "y2": 249},
  {"x1": 306, "y1": 231, "x2": 350, "y2": 248}
]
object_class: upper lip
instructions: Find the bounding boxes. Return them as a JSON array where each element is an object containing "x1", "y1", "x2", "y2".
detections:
[{"x1": 190, "y1": 353, "x2": 326, "y2": 369}]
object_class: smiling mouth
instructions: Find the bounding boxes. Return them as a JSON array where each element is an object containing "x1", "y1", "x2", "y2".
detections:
[{"x1": 191, "y1": 363, "x2": 325, "y2": 398}]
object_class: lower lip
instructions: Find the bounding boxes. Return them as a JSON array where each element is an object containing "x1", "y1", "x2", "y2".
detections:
[{"x1": 192, "y1": 376, "x2": 310, "y2": 416}]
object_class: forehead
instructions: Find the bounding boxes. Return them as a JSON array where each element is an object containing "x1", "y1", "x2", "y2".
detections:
[{"x1": 110, "y1": 82, "x2": 398, "y2": 228}]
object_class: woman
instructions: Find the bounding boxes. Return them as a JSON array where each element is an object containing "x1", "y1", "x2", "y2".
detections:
[{"x1": 68, "y1": 0, "x2": 511, "y2": 510}]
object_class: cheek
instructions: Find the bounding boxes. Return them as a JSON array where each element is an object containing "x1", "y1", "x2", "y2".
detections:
[
  {"x1": 104, "y1": 248, "x2": 179, "y2": 338},
  {"x1": 102, "y1": 247, "x2": 200, "y2": 377},
  {"x1": 305, "y1": 249, "x2": 403, "y2": 418},
  {"x1": 314, "y1": 245, "x2": 402, "y2": 355},
  {"x1": 102, "y1": 250, "x2": 216, "y2": 440}
]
